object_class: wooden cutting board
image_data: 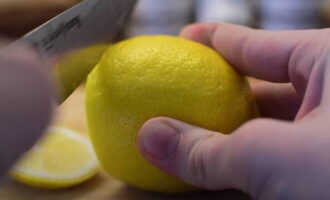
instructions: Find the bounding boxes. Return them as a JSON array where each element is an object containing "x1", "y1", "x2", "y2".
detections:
[
  {"x1": 0, "y1": 86, "x2": 252, "y2": 200},
  {"x1": 0, "y1": 0, "x2": 81, "y2": 37}
]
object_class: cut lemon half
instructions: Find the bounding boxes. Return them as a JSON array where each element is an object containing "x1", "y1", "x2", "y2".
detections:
[{"x1": 11, "y1": 127, "x2": 99, "y2": 189}]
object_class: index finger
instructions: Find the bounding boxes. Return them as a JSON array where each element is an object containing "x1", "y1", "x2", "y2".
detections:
[{"x1": 180, "y1": 23, "x2": 321, "y2": 84}]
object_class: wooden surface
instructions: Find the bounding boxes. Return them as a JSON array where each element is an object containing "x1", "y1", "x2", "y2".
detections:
[
  {"x1": 1, "y1": 176, "x2": 251, "y2": 200},
  {"x1": 0, "y1": 86, "x2": 252, "y2": 200}
]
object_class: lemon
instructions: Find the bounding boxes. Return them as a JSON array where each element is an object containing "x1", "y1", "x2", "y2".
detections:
[
  {"x1": 53, "y1": 44, "x2": 109, "y2": 102},
  {"x1": 85, "y1": 35, "x2": 258, "y2": 193},
  {"x1": 11, "y1": 127, "x2": 99, "y2": 189}
]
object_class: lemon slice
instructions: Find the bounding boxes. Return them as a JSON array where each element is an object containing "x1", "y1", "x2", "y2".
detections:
[{"x1": 11, "y1": 127, "x2": 99, "y2": 189}]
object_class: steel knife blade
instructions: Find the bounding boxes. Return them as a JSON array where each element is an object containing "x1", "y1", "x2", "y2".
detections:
[{"x1": 11, "y1": 0, "x2": 137, "y2": 102}]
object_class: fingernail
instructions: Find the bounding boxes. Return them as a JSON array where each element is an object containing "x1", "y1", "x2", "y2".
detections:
[
  {"x1": 140, "y1": 121, "x2": 180, "y2": 161},
  {"x1": 179, "y1": 28, "x2": 192, "y2": 39}
]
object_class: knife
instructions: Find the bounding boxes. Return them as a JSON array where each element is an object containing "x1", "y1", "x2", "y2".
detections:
[{"x1": 10, "y1": 0, "x2": 137, "y2": 103}]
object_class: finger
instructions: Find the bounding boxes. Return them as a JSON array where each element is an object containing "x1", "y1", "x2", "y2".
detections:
[
  {"x1": 138, "y1": 117, "x2": 241, "y2": 190},
  {"x1": 179, "y1": 23, "x2": 219, "y2": 47},
  {"x1": 180, "y1": 23, "x2": 324, "y2": 88},
  {"x1": 322, "y1": 66, "x2": 330, "y2": 110},
  {"x1": 0, "y1": 44, "x2": 53, "y2": 178},
  {"x1": 180, "y1": 23, "x2": 329, "y2": 119},
  {"x1": 251, "y1": 81, "x2": 301, "y2": 120},
  {"x1": 296, "y1": 62, "x2": 326, "y2": 120},
  {"x1": 137, "y1": 117, "x2": 294, "y2": 195}
]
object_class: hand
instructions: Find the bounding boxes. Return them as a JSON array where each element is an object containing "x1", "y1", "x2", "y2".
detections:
[
  {"x1": 0, "y1": 43, "x2": 53, "y2": 179},
  {"x1": 137, "y1": 23, "x2": 330, "y2": 200}
]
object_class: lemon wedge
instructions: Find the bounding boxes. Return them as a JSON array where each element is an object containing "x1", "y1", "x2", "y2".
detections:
[{"x1": 11, "y1": 127, "x2": 99, "y2": 189}]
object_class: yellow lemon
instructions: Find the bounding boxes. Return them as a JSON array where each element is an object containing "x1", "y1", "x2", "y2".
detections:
[
  {"x1": 85, "y1": 35, "x2": 258, "y2": 193},
  {"x1": 53, "y1": 44, "x2": 108, "y2": 102},
  {"x1": 11, "y1": 127, "x2": 99, "y2": 189}
]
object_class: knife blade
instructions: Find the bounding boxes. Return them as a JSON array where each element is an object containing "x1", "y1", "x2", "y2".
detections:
[{"x1": 11, "y1": 0, "x2": 137, "y2": 103}]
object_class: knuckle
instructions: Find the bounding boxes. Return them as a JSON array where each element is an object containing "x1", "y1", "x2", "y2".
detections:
[
  {"x1": 185, "y1": 133, "x2": 222, "y2": 189},
  {"x1": 234, "y1": 119, "x2": 282, "y2": 163},
  {"x1": 231, "y1": 119, "x2": 293, "y2": 196}
]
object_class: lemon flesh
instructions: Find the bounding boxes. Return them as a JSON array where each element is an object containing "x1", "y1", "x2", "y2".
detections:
[
  {"x1": 11, "y1": 127, "x2": 99, "y2": 189},
  {"x1": 86, "y1": 35, "x2": 258, "y2": 193}
]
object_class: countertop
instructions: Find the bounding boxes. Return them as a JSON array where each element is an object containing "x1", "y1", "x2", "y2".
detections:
[{"x1": 0, "y1": 86, "x2": 252, "y2": 200}]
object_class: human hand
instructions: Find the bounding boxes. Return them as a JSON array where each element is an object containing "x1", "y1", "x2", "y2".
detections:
[
  {"x1": 137, "y1": 23, "x2": 330, "y2": 200},
  {"x1": 0, "y1": 43, "x2": 53, "y2": 179}
]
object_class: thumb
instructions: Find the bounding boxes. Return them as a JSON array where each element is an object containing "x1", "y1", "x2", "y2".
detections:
[
  {"x1": 138, "y1": 117, "x2": 296, "y2": 198},
  {"x1": 137, "y1": 117, "x2": 249, "y2": 191}
]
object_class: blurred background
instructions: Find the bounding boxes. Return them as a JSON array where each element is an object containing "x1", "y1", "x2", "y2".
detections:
[{"x1": 1, "y1": 0, "x2": 330, "y2": 39}]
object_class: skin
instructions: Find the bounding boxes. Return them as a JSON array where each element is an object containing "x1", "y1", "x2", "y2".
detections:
[
  {"x1": 0, "y1": 44, "x2": 53, "y2": 179},
  {"x1": 137, "y1": 23, "x2": 330, "y2": 200},
  {"x1": 1, "y1": 23, "x2": 330, "y2": 199}
]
